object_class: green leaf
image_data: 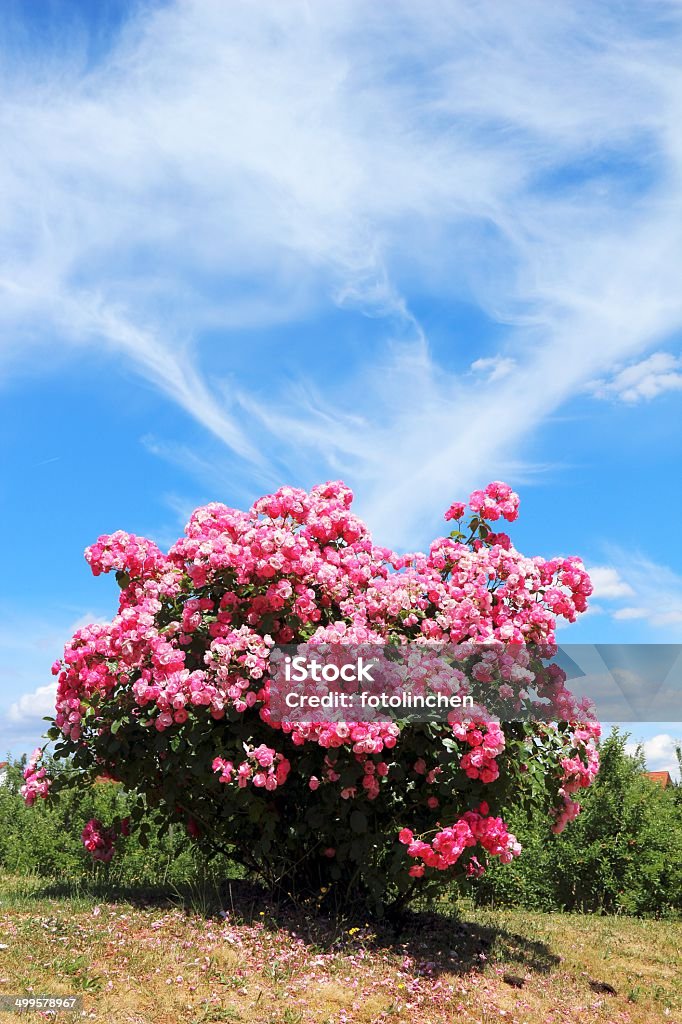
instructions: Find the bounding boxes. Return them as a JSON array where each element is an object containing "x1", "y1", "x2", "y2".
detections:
[
  {"x1": 306, "y1": 807, "x2": 325, "y2": 829},
  {"x1": 350, "y1": 810, "x2": 368, "y2": 834},
  {"x1": 350, "y1": 837, "x2": 367, "y2": 860},
  {"x1": 247, "y1": 801, "x2": 264, "y2": 822}
]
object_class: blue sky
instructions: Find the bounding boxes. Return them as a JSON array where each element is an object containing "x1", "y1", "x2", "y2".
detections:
[{"x1": 1, "y1": 0, "x2": 681, "y2": 775}]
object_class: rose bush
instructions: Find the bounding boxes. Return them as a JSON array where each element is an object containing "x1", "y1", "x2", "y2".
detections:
[{"x1": 30, "y1": 480, "x2": 599, "y2": 914}]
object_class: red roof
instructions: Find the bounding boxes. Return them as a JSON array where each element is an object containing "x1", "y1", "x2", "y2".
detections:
[
  {"x1": 644, "y1": 771, "x2": 672, "y2": 788},
  {"x1": 0, "y1": 762, "x2": 8, "y2": 769}
]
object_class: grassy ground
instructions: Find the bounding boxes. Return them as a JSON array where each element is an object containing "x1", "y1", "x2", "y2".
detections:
[{"x1": 0, "y1": 875, "x2": 679, "y2": 1024}]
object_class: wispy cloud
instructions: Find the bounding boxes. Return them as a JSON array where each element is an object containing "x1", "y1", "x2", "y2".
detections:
[
  {"x1": 586, "y1": 555, "x2": 682, "y2": 635},
  {"x1": 3, "y1": 2, "x2": 682, "y2": 542},
  {"x1": 470, "y1": 356, "x2": 517, "y2": 383},
  {"x1": 590, "y1": 352, "x2": 682, "y2": 403}
]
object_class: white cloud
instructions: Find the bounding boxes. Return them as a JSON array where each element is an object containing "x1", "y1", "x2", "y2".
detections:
[
  {"x1": 612, "y1": 607, "x2": 649, "y2": 621},
  {"x1": 588, "y1": 553, "x2": 682, "y2": 636},
  {"x1": 591, "y1": 352, "x2": 682, "y2": 403},
  {"x1": 587, "y1": 566, "x2": 635, "y2": 600},
  {"x1": 3, "y1": 3, "x2": 682, "y2": 542},
  {"x1": 7, "y1": 682, "x2": 57, "y2": 724},
  {"x1": 470, "y1": 356, "x2": 517, "y2": 382},
  {"x1": 626, "y1": 732, "x2": 681, "y2": 779},
  {"x1": 0, "y1": 609, "x2": 105, "y2": 756}
]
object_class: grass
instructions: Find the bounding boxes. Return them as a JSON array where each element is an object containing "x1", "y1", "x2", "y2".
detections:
[{"x1": 0, "y1": 875, "x2": 679, "y2": 1023}]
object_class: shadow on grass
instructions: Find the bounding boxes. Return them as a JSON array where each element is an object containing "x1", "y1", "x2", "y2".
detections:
[
  {"x1": 5, "y1": 876, "x2": 209, "y2": 909},
  {"x1": 14, "y1": 876, "x2": 560, "y2": 980}
]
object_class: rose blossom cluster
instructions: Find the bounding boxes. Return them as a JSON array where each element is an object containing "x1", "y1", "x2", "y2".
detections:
[
  {"x1": 280, "y1": 718, "x2": 400, "y2": 757},
  {"x1": 52, "y1": 481, "x2": 592, "y2": 743},
  {"x1": 81, "y1": 818, "x2": 116, "y2": 863},
  {"x1": 551, "y1": 726, "x2": 601, "y2": 833},
  {"x1": 452, "y1": 721, "x2": 505, "y2": 783},
  {"x1": 41, "y1": 479, "x2": 598, "y2": 879},
  {"x1": 468, "y1": 481, "x2": 520, "y2": 523},
  {"x1": 213, "y1": 744, "x2": 291, "y2": 791},
  {"x1": 20, "y1": 748, "x2": 51, "y2": 806},
  {"x1": 398, "y1": 802, "x2": 521, "y2": 876}
]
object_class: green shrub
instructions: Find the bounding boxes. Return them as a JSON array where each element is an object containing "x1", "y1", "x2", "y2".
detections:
[
  {"x1": 468, "y1": 730, "x2": 682, "y2": 915},
  {"x1": 0, "y1": 755, "x2": 231, "y2": 887},
  {"x1": 36, "y1": 484, "x2": 600, "y2": 916}
]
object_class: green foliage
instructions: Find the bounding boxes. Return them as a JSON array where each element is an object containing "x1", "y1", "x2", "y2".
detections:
[
  {"x1": 468, "y1": 730, "x2": 682, "y2": 915},
  {"x1": 45, "y1": 710, "x2": 570, "y2": 915},
  {"x1": 7, "y1": 730, "x2": 681, "y2": 917},
  {"x1": 0, "y1": 755, "x2": 232, "y2": 887}
]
